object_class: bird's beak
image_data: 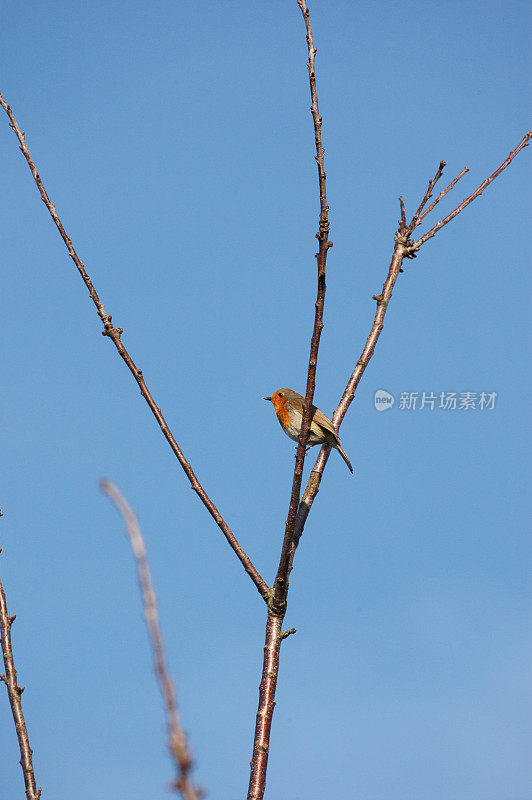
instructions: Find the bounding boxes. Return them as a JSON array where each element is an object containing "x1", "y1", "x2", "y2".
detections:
[{"x1": 263, "y1": 396, "x2": 272, "y2": 402}]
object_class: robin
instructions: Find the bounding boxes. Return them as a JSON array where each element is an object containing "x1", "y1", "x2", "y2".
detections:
[{"x1": 264, "y1": 388, "x2": 353, "y2": 473}]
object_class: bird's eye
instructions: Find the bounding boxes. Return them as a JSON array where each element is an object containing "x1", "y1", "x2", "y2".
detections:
[{"x1": 278, "y1": 392, "x2": 283, "y2": 397}]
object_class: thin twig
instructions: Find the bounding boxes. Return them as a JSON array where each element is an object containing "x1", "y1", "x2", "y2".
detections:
[
  {"x1": 406, "y1": 160, "x2": 446, "y2": 236},
  {"x1": 412, "y1": 131, "x2": 531, "y2": 250},
  {"x1": 247, "y1": 3, "x2": 332, "y2": 798},
  {"x1": 101, "y1": 480, "x2": 202, "y2": 800},
  {"x1": 290, "y1": 131, "x2": 531, "y2": 548},
  {"x1": 416, "y1": 166, "x2": 469, "y2": 227},
  {"x1": 280, "y1": 627, "x2": 297, "y2": 640},
  {"x1": 398, "y1": 196, "x2": 407, "y2": 237},
  {"x1": 0, "y1": 557, "x2": 42, "y2": 800},
  {"x1": 0, "y1": 89, "x2": 269, "y2": 602}
]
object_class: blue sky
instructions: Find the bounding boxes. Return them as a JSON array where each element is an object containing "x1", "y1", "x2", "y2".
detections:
[{"x1": 1, "y1": 1, "x2": 530, "y2": 798}]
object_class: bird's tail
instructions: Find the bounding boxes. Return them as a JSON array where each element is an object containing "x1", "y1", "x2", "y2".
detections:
[{"x1": 336, "y1": 443, "x2": 353, "y2": 474}]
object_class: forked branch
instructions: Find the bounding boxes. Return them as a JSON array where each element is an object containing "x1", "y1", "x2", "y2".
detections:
[
  {"x1": 291, "y1": 130, "x2": 531, "y2": 547},
  {"x1": 411, "y1": 131, "x2": 531, "y2": 250},
  {"x1": 416, "y1": 166, "x2": 469, "y2": 228},
  {"x1": 406, "y1": 159, "x2": 447, "y2": 235},
  {"x1": 101, "y1": 480, "x2": 202, "y2": 800}
]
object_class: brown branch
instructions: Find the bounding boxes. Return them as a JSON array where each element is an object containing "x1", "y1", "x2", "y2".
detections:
[
  {"x1": 247, "y1": 3, "x2": 331, "y2": 798},
  {"x1": 290, "y1": 131, "x2": 531, "y2": 550},
  {"x1": 398, "y1": 196, "x2": 407, "y2": 237},
  {"x1": 0, "y1": 88, "x2": 269, "y2": 602},
  {"x1": 278, "y1": 0, "x2": 332, "y2": 596},
  {"x1": 412, "y1": 131, "x2": 531, "y2": 250},
  {"x1": 416, "y1": 166, "x2": 469, "y2": 227},
  {"x1": 0, "y1": 559, "x2": 42, "y2": 800},
  {"x1": 277, "y1": 137, "x2": 532, "y2": 800},
  {"x1": 406, "y1": 160, "x2": 446, "y2": 235},
  {"x1": 273, "y1": 0, "x2": 331, "y2": 611},
  {"x1": 101, "y1": 480, "x2": 202, "y2": 800},
  {"x1": 280, "y1": 627, "x2": 297, "y2": 640},
  {"x1": 248, "y1": 28, "x2": 532, "y2": 800},
  {"x1": 289, "y1": 238, "x2": 408, "y2": 553}
]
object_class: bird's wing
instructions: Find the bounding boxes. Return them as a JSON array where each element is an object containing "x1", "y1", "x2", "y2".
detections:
[{"x1": 310, "y1": 406, "x2": 340, "y2": 442}]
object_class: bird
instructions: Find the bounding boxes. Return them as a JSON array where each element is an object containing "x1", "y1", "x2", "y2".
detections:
[{"x1": 264, "y1": 387, "x2": 353, "y2": 473}]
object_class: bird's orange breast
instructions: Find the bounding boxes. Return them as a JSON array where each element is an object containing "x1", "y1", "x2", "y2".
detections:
[{"x1": 271, "y1": 395, "x2": 292, "y2": 430}]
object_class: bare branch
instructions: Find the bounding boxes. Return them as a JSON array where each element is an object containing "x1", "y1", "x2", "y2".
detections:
[
  {"x1": 398, "y1": 196, "x2": 407, "y2": 237},
  {"x1": 248, "y1": 3, "x2": 332, "y2": 798},
  {"x1": 267, "y1": 132, "x2": 532, "y2": 800},
  {"x1": 274, "y1": 0, "x2": 333, "y2": 612},
  {"x1": 280, "y1": 627, "x2": 297, "y2": 640},
  {"x1": 290, "y1": 237, "x2": 409, "y2": 555},
  {"x1": 101, "y1": 480, "x2": 202, "y2": 800},
  {"x1": 0, "y1": 559, "x2": 42, "y2": 800},
  {"x1": 289, "y1": 131, "x2": 531, "y2": 548},
  {"x1": 416, "y1": 166, "x2": 469, "y2": 227},
  {"x1": 411, "y1": 131, "x2": 531, "y2": 250},
  {"x1": 406, "y1": 160, "x2": 446, "y2": 235},
  {"x1": 0, "y1": 89, "x2": 269, "y2": 602}
]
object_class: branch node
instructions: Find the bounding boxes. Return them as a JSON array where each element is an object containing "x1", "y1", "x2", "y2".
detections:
[{"x1": 281, "y1": 627, "x2": 297, "y2": 640}]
